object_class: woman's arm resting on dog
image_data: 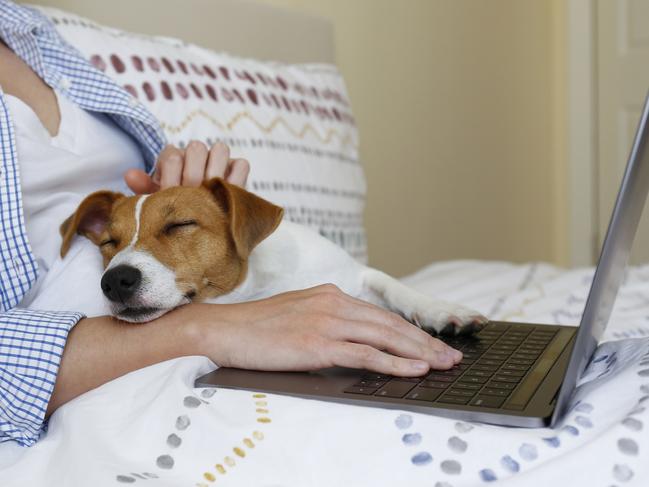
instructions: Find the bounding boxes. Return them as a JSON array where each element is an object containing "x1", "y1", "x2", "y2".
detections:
[{"x1": 48, "y1": 285, "x2": 461, "y2": 415}]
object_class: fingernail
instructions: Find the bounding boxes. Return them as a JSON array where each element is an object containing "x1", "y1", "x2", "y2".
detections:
[{"x1": 452, "y1": 349, "x2": 463, "y2": 361}]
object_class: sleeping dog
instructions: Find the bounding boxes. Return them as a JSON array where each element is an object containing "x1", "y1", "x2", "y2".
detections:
[{"x1": 58, "y1": 177, "x2": 487, "y2": 335}]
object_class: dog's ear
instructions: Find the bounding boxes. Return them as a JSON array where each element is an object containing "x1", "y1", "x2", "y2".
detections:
[
  {"x1": 205, "y1": 178, "x2": 284, "y2": 258},
  {"x1": 60, "y1": 191, "x2": 124, "y2": 258}
]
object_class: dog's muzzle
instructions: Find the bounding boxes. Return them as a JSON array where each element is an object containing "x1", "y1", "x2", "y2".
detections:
[{"x1": 100, "y1": 249, "x2": 188, "y2": 323}]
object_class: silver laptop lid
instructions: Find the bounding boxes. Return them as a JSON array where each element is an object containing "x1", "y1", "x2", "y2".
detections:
[{"x1": 551, "y1": 91, "x2": 649, "y2": 425}]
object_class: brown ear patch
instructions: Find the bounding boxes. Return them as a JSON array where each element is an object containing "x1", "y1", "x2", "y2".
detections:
[
  {"x1": 204, "y1": 178, "x2": 284, "y2": 258},
  {"x1": 59, "y1": 191, "x2": 124, "y2": 258}
]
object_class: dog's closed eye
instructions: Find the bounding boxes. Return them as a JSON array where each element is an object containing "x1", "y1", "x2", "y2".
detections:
[
  {"x1": 100, "y1": 238, "x2": 118, "y2": 248},
  {"x1": 163, "y1": 220, "x2": 197, "y2": 235}
]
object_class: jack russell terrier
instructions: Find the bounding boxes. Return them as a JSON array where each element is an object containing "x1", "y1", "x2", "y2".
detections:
[{"x1": 57, "y1": 178, "x2": 486, "y2": 336}]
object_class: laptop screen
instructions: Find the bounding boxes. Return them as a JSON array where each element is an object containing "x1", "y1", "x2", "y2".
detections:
[{"x1": 551, "y1": 91, "x2": 649, "y2": 425}]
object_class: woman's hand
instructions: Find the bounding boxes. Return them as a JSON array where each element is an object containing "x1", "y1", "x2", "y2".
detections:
[
  {"x1": 189, "y1": 284, "x2": 463, "y2": 376},
  {"x1": 124, "y1": 141, "x2": 250, "y2": 194}
]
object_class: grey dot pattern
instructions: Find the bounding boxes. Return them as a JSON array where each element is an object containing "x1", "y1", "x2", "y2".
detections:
[
  {"x1": 411, "y1": 451, "x2": 432, "y2": 466},
  {"x1": 167, "y1": 433, "x2": 182, "y2": 448},
  {"x1": 622, "y1": 417, "x2": 643, "y2": 431},
  {"x1": 637, "y1": 369, "x2": 649, "y2": 377},
  {"x1": 617, "y1": 438, "x2": 639, "y2": 456},
  {"x1": 640, "y1": 384, "x2": 649, "y2": 394},
  {"x1": 402, "y1": 433, "x2": 422, "y2": 446},
  {"x1": 116, "y1": 475, "x2": 135, "y2": 483},
  {"x1": 519, "y1": 443, "x2": 538, "y2": 461},
  {"x1": 500, "y1": 455, "x2": 520, "y2": 473},
  {"x1": 435, "y1": 483, "x2": 453, "y2": 487},
  {"x1": 201, "y1": 388, "x2": 217, "y2": 398},
  {"x1": 395, "y1": 414, "x2": 413, "y2": 429},
  {"x1": 613, "y1": 464, "x2": 634, "y2": 482},
  {"x1": 630, "y1": 406, "x2": 646, "y2": 415},
  {"x1": 156, "y1": 455, "x2": 174, "y2": 470},
  {"x1": 183, "y1": 396, "x2": 201, "y2": 408},
  {"x1": 440, "y1": 459, "x2": 461, "y2": 475},
  {"x1": 447, "y1": 436, "x2": 467, "y2": 453},
  {"x1": 575, "y1": 416, "x2": 593, "y2": 428},
  {"x1": 575, "y1": 402, "x2": 593, "y2": 413},
  {"x1": 175, "y1": 415, "x2": 190, "y2": 430},
  {"x1": 454, "y1": 422, "x2": 474, "y2": 434}
]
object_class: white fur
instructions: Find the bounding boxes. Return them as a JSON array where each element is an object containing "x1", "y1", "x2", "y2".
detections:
[
  {"x1": 106, "y1": 249, "x2": 186, "y2": 322},
  {"x1": 130, "y1": 195, "x2": 147, "y2": 245},
  {"x1": 32, "y1": 216, "x2": 483, "y2": 333},
  {"x1": 209, "y1": 221, "x2": 484, "y2": 333}
]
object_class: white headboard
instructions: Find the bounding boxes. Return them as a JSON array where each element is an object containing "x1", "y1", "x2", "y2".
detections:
[{"x1": 22, "y1": 0, "x2": 335, "y2": 64}]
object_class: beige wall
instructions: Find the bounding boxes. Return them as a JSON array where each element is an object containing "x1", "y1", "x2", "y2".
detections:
[{"x1": 258, "y1": 0, "x2": 570, "y2": 276}]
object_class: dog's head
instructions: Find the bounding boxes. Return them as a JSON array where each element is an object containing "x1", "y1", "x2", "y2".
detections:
[{"x1": 60, "y1": 178, "x2": 283, "y2": 323}]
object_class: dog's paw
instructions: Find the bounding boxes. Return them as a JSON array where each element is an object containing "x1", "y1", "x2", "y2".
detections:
[{"x1": 409, "y1": 301, "x2": 488, "y2": 336}]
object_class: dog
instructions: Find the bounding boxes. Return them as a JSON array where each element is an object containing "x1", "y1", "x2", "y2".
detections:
[{"x1": 56, "y1": 177, "x2": 486, "y2": 335}]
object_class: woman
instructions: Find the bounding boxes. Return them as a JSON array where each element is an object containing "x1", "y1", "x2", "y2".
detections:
[{"x1": 0, "y1": 0, "x2": 459, "y2": 446}]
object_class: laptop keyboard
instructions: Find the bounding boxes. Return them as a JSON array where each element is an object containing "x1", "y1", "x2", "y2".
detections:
[{"x1": 343, "y1": 323, "x2": 558, "y2": 409}]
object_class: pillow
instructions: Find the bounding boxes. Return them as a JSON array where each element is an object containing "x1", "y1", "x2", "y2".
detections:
[{"x1": 36, "y1": 6, "x2": 367, "y2": 262}]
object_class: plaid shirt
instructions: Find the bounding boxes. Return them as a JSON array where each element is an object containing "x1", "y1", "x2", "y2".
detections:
[{"x1": 0, "y1": 1, "x2": 165, "y2": 445}]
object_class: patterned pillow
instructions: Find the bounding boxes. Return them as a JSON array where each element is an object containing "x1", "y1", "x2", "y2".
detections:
[{"x1": 36, "y1": 6, "x2": 367, "y2": 262}]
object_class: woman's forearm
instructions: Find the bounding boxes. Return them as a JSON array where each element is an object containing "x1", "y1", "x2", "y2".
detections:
[{"x1": 47, "y1": 305, "x2": 203, "y2": 415}]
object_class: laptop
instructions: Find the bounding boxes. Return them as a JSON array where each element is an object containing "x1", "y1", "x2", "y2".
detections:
[{"x1": 195, "y1": 90, "x2": 649, "y2": 428}]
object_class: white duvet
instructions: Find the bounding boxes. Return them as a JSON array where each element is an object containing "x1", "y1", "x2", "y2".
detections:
[{"x1": 1, "y1": 260, "x2": 648, "y2": 486}]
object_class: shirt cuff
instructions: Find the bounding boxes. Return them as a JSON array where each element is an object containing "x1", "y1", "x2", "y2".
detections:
[{"x1": 0, "y1": 308, "x2": 83, "y2": 446}]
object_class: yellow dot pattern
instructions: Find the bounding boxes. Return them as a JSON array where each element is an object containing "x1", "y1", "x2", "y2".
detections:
[{"x1": 199, "y1": 392, "x2": 271, "y2": 482}]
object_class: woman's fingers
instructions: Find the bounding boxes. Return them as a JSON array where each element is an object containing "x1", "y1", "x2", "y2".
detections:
[
  {"x1": 157, "y1": 145, "x2": 184, "y2": 188},
  {"x1": 225, "y1": 158, "x2": 250, "y2": 187},
  {"x1": 300, "y1": 284, "x2": 458, "y2": 356},
  {"x1": 123, "y1": 168, "x2": 159, "y2": 194},
  {"x1": 330, "y1": 342, "x2": 431, "y2": 377},
  {"x1": 182, "y1": 140, "x2": 209, "y2": 187},
  {"x1": 143, "y1": 142, "x2": 249, "y2": 192},
  {"x1": 333, "y1": 319, "x2": 457, "y2": 370},
  {"x1": 205, "y1": 142, "x2": 230, "y2": 180},
  {"x1": 340, "y1": 298, "x2": 453, "y2": 354}
]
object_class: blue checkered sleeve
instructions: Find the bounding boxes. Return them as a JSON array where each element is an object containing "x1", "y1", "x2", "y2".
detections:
[
  {"x1": 0, "y1": 1, "x2": 166, "y2": 446},
  {"x1": 0, "y1": 308, "x2": 83, "y2": 446}
]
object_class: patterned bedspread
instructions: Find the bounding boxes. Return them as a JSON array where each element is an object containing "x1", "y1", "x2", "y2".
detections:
[{"x1": 1, "y1": 260, "x2": 648, "y2": 486}]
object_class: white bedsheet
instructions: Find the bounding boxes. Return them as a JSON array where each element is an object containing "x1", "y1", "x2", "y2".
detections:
[{"x1": 1, "y1": 260, "x2": 649, "y2": 486}]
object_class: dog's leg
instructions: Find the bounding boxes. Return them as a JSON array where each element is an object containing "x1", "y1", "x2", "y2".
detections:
[{"x1": 361, "y1": 268, "x2": 488, "y2": 336}]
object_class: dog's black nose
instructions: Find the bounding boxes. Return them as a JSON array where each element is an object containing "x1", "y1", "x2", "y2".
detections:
[{"x1": 101, "y1": 265, "x2": 142, "y2": 302}]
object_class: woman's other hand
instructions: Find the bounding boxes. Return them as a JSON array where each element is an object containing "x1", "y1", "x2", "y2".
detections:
[{"x1": 124, "y1": 141, "x2": 250, "y2": 193}]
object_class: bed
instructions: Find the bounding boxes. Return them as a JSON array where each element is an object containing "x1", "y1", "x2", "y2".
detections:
[
  {"x1": 2, "y1": 2, "x2": 649, "y2": 486},
  {"x1": 2, "y1": 260, "x2": 649, "y2": 485}
]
